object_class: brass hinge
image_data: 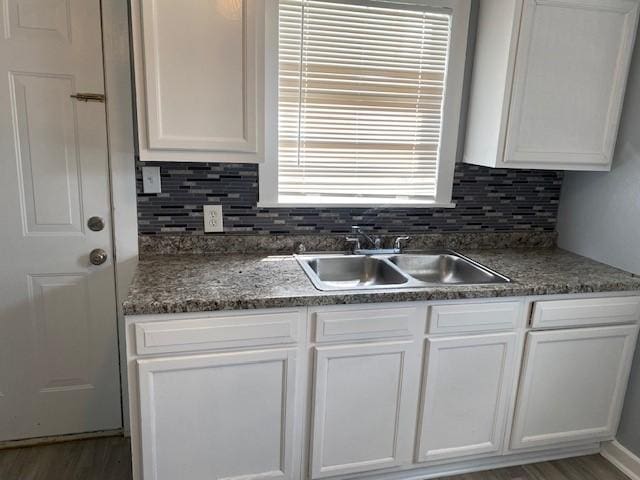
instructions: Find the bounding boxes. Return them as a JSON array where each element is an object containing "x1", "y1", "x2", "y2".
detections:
[{"x1": 70, "y1": 93, "x2": 106, "y2": 103}]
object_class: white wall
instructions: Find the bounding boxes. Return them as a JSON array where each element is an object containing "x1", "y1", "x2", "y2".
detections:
[{"x1": 557, "y1": 37, "x2": 640, "y2": 456}]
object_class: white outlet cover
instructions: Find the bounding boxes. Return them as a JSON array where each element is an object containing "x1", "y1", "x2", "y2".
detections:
[
  {"x1": 142, "y1": 166, "x2": 161, "y2": 193},
  {"x1": 203, "y1": 205, "x2": 224, "y2": 233}
]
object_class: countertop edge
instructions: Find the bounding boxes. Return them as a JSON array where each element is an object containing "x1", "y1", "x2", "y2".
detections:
[{"x1": 122, "y1": 284, "x2": 640, "y2": 316}]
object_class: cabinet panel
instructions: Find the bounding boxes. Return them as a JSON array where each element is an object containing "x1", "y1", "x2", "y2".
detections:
[
  {"x1": 511, "y1": 325, "x2": 639, "y2": 450},
  {"x1": 137, "y1": 349, "x2": 298, "y2": 480},
  {"x1": 135, "y1": 310, "x2": 300, "y2": 355},
  {"x1": 464, "y1": 0, "x2": 639, "y2": 171},
  {"x1": 313, "y1": 305, "x2": 418, "y2": 343},
  {"x1": 504, "y1": 0, "x2": 639, "y2": 168},
  {"x1": 428, "y1": 302, "x2": 521, "y2": 334},
  {"x1": 531, "y1": 296, "x2": 640, "y2": 329},
  {"x1": 310, "y1": 341, "x2": 418, "y2": 478},
  {"x1": 416, "y1": 333, "x2": 517, "y2": 463},
  {"x1": 132, "y1": 0, "x2": 265, "y2": 162}
]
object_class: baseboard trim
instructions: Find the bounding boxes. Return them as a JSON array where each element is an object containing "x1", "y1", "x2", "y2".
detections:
[
  {"x1": 344, "y1": 443, "x2": 601, "y2": 480},
  {"x1": 0, "y1": 429, "x2": 124, "y2": 451},
  {"x1": 602, "y1": 441, "x2": 640, "y2": 480}
]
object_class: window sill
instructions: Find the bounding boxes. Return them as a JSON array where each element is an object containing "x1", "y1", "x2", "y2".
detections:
[{"x1": 256, "y1": 201, "x2": 457, "y2": 209}]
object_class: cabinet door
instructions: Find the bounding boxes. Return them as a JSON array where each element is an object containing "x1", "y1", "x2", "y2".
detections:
[
  {"x1": 504, "y1": 0, "x2": 639, "y2": 169},
  {"x1": 137, "y1": 349, "x2": 298, "y2": 480},
  {"x1": 310, "y1": 341, "x2": 419, "y2": 478},
  {"x1": 416, "y1": 333, "x2": 518, "y2": 463},
  {"x1": 132, "y1": 0, "x2": 264, "y2": 162},
  {"x1": 511, "y1": 325, "x2": 639, "y2": 450}
]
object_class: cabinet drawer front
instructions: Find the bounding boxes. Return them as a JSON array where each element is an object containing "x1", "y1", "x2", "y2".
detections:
[
  {"x1": 313, "y1": 306, "x2": 417, "y2": 343},
  {"x1": 531, "y1": 296, "x2": 640, "y2": 329},
  {"x1": 428, "y1": 302, "x2": 520, "y2": 334},
  {"x1": 135, "y1": 311, "x2": 300, "y2": 355}
]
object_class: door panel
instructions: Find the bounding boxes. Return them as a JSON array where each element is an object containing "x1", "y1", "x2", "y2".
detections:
[
  {"x1": 0, "y1": 0, "x2": 120, "y2": 441},
  {"x1": 137, "y1": 349, "x2": 299, "y2": 480},
  {"x1": 29, "y1": 273, "x2": 92, "y2": 392},
  {"x1": 6, "y1": 0, "x2": 72, "y2": 39},
  {"x1": 10, "y1": 72, "x2": 83, "y2": 235},
  {"x1": 310, "y1": 341, "x2": 419, "y2": 478},
  {"x1": 511, "y1": 325, "x2": 640, "y2": 450},
  {"x1": 417, "y1": 333, "x2": 518, "y2": 463}
]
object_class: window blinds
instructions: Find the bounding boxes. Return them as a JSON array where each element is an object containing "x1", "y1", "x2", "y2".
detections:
[{"x1": 278, "y1": 0, "x2": 452, "y2": 203}]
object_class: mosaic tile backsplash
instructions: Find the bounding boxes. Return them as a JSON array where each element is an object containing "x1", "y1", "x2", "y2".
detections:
[{"x1": 136, "y1": 162, "x2": 563, "y2": 235}]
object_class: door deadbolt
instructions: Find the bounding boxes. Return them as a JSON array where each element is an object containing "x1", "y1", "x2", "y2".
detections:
[
  {"x1": 88, "y1": 216, "x2": 105, "y2": 232},
  {"x1": 89, "y1": 249, "x2": 108, "y2": 266}
]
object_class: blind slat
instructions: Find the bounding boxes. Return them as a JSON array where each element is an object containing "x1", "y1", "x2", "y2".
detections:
[{"x1": 278, "y1": 0, "x2": 451, "y2": 202}]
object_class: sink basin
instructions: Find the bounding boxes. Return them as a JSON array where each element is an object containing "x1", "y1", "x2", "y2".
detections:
[
  {"x1": 387, "y1": 253, "x2": 510, "y2": 285},
  {"x1": 296, "y1": 250, "x2": 510, "y2": 291},
  {"x1": 300, "y1": 255, "x2": 409, "y2": 291}
]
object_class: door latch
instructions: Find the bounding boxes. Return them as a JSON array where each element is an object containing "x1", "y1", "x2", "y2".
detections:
[{"x1": 70, "y1": 93, "x2": 106, "y2": 103}]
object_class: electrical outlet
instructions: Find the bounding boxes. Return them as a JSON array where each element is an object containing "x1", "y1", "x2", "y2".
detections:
[{"x1": 203, "y1": 205, "x2": 224, "y2": 233}]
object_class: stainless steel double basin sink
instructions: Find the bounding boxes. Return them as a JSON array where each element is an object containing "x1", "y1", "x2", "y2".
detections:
[{"x1": 295, "y1": 250, "x2": 510, "y2": 291}]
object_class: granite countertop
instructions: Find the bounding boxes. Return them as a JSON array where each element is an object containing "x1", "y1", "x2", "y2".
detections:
[{"x1": 123, "y1": 248, "x2": 640, "y2": 315}]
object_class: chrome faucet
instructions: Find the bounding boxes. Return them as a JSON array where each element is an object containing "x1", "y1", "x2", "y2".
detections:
[
  {"x1": 350, "y1": 226, "x2": 382, "y2": 250},
  {"x1": 345, "y1": 226, "x2": 411, "y2": 254}
]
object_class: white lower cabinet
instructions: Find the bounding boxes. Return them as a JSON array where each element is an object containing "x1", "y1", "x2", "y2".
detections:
[
  {"x1": 416, "y1": 333, "x2": 518, "y2": 463},
  {"x1": 137, "y1": 348, "x2": 299, "y2": 480},
  {"x1": 510, "y1": 324, "x2": 640, "y2": 450},
  {"x1": 310, "y1": 341, "x2": 420, "y2": 478},
  {"x1": 127, "y1": 297, "x2": 640, "y2": 480}
]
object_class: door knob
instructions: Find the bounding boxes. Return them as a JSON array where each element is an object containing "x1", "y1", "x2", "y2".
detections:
[
  {"x1": 88, "y1": 216, "x2": 105, "y2": 232},
  {"x1": 89, "y1": 249, "x2": 108, "y2": 266}
]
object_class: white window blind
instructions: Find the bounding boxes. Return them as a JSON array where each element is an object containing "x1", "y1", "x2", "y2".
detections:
[{"x1": 278, "y1": 0, "x2": 453, "y2": 204}]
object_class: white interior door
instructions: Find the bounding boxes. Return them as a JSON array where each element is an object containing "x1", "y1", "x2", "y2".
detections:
[{"x1": 0, "y1": 0, "x2": 121, "y2": 441}]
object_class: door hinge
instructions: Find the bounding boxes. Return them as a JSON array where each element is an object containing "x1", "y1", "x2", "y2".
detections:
[{"x1": 70, "y1": 93, "x2": 106, "y2": 103}]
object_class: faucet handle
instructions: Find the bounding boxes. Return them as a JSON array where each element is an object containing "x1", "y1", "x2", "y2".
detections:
[
  {"x1": 345, "y1": 236, "x2": 361, "y2": 252},
  {"x1": 393, "y1": 236, "x2": 411, "y2": 252}
]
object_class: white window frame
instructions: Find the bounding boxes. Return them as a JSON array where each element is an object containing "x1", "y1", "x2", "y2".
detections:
[{"x1": 259, "y1": 0, "x2": 471, "y2": 208}]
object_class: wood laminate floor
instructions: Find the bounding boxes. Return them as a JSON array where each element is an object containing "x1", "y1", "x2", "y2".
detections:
[
  {"x1": 0, "y1": 436, "x2": 131, "y2": 480},
  {"x1": 0, "y1": 436, "x2": 630, "y2": 480}
]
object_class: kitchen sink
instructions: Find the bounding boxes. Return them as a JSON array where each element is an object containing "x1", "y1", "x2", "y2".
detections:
[
  {"x1": 296, "y1": 251, "x2": 510, "y2": 291},
  {"x1": 301, "y1": 255, "x2": 409, "y2": 290},
  {"x1": 387, "y1": 253, "x2": 509, "y2": 285}
]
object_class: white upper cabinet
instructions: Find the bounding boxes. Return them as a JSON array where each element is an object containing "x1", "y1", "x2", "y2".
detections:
[
  {"x1": 131, "y1": 0, "x2": 265, "y2": 162},
  {"x1": 464, "y1": 0, "x2": 640, "y2": 171}
]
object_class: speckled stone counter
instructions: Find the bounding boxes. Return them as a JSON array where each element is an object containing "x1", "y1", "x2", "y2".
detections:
[{"x1": 123, "y1": 248, "x2": 640, "y2": 315}]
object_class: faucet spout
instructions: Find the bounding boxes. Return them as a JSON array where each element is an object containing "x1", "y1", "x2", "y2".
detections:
[{"x1": 350, "y1": 226, "x2": 382, "y2": 250}]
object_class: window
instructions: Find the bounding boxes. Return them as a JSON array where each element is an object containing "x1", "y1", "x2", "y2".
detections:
[{"x1": 260, "y1": 0, "x2": 470, "y2": 207}]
